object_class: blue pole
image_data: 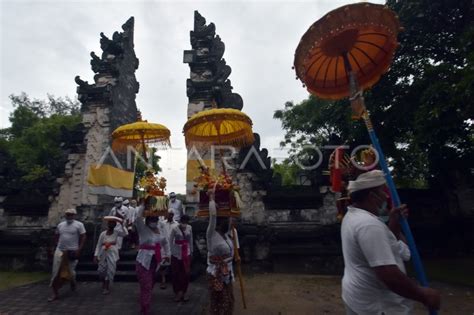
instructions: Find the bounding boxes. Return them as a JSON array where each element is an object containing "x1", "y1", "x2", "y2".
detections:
[{"x1": 362, "y1": 112, "x2": 436, "y2": 315}]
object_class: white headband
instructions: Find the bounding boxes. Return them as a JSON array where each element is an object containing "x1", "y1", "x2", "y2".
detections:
[{"x1": 348, "y1": 170, "x2": 386, "y2": 193}]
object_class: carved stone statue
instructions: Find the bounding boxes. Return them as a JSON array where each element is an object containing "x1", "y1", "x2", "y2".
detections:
[
  {"x1": 237, "y1": 133, "x2": 274, "y2": 189},
  {"x1": 74, "y1": 75, "x2": 90, "y2": 88},
  {"x1": 186, "y1": 10, "x2": 244, "y2": 111},
  {"x1": 99, "y1": 32, "x2": 123, "y2": 58}
]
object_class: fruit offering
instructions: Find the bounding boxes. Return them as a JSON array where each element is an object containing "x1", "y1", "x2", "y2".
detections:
[
  {"x1": 138, "y1": 169, "x2": 167, "y2": 196},
  {"x1": 194, "y1": 165, "x2": 242, "y2": 217}
]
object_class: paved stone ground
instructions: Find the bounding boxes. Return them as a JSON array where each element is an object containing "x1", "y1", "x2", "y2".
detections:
[{"x1": 0, "y1": 279, "x2": 208, "y2": 315}]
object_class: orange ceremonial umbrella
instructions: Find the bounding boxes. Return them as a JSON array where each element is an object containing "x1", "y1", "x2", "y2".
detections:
[{"x1": 294, "y1": 2, "x2": 400, "y2": 101}]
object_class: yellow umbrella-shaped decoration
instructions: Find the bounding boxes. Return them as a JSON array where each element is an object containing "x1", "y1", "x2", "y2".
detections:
[
  {"x1": 183, "y1": 108, "x2": 254, "y2": 148},
  {"x1": 294, "y1": 2, "x2": 400, "y2": 101},
  {"x1": 112, "y1": 112, "x2": 170, "y2": 160}
]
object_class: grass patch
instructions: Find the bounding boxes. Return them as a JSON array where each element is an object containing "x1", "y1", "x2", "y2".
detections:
[
  {"x1": 0, "y1": 271, "x2": 49, "y2": 291},
  {"x1": 407, "y1": 257, "x2": 474, "y2": 287}
]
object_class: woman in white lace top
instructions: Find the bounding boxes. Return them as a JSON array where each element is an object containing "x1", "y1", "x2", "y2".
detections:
[
  {"x1": 135, "y1": 199, "x2": 170, "y2": 315},
  {"x1": 206, "y1": 191, "x2": 235, "y2": 315}
]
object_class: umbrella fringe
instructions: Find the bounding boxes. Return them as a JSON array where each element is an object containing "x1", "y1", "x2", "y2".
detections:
[
  {"x1": 111, "y1": 139, "x2": 171, "y2": 153},
  {"x1": 185, "y1": 134, "x2": 255, "y2": 149}
]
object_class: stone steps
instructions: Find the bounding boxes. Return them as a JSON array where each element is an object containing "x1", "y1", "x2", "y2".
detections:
[
  {"x1": 76, "y1": 248, "x2": 208, "y2": 282},
  {"x1": 76, "y1": 260, "x2": 137, "y2": 271},
  {"x1": 76, "y1": 270, "x2": 138, "y2": 282},
  {"x1": 76, "y1": 249, "x2": 138, "y2": 282}
]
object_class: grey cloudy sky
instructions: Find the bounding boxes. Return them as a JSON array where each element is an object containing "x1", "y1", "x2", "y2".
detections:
[{"x1": 1, "y1": 0, "x2": 383, "y2": 193}]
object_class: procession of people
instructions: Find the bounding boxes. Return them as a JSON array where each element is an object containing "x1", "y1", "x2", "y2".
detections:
[{"x1": 48, "y1": 169, "x2": 443, "y2": 315}]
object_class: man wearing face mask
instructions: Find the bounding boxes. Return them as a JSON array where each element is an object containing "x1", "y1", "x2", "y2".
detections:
[
  {"x1": 157, "y1": 210, "x2": 178, "y2": 290},
  {"x1": 128, "y1": 199, "x2": 139, "y2": 249},
  {"x1": 168, "y1": 192, "x2": 184, "y2": 222},
  {"x1": 170, "y1": 214, "x2": 193, "y2": 302},
  {"x1": 48, "y1": 208, "x2": 86, "y2": 302},
  {"x1": 109, "y1": 197, "x2": 129, "y2": 250},
  {"x1": 341, "y1": 170, "x2": 440, "y2": 314}
]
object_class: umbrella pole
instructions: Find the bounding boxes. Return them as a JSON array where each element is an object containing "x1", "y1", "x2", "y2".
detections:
[
  {"x1": 140, "y1": 134, "x2": 148, "y2": 163},
  {"x1": 232, "y1": 224, "x2": 247, "y2": 309},
  {"x1": 219, "y1": 148, "x2": 227, "y2": 175},
  {"x1": 360, "y1": 110, "x2": 429, "y2": 285},
  {"x1": 344, "y1": 60, "x2": 434, "y2": 313},
  {"x1": 216, "y1": 126, "x2": 227, "y2": 175}
]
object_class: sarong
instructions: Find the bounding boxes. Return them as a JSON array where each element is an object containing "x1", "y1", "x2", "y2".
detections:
[
  {"x1": 136, "y1": 257, "x2": 158, "y2": 315},
  {"x1": 208, "y1": 255, "x2": 234, "y2": 315},
  {"x1": 175, "y1": 240, "x2": 191, "y2": 273},
  {"x1": 171, "y1": 256, "x2": 190, "y2": 294},
  {"x1": 97, "y1": 242, "x2": 118, "y2": 282},
  {"x1": 50, "y1": 248, "x2": 78, "y2": 287},
  {"x1": 208, "y1": 274, "x2": 234, "y2": 315}
]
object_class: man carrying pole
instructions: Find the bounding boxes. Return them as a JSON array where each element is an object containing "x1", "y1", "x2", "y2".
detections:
[{"x1": 341, "y1": 170, "x2": 440, "y2": 314}]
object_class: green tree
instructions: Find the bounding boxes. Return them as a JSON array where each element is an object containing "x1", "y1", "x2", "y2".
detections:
[
  {"x1": 272, "y1": 158, "x2": 300, "y2": 186},
  {"x1": 134, "y1": 148, "x2": 162, "y2": 185},
  {"x1": 0, "y1": 93, "x2": 81, "y2": 194},
  {"x1": 275, "y1": 0, "x2": 473, "y2": 190},
  {"x1": 273, "y1": 97, "x2": 368, "y2": 153}
]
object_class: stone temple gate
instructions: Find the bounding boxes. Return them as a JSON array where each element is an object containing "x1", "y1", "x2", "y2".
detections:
[
  {"x1": 0, "y1": 17, "x2": 141, "y2": 269},
  {"x1": 0, "y1": 14, "x2": 342, "y2": 273},
  {"x1": 47, "y1": 17, "x2": 140, "y2": 227},
  {"x1": 182, "y1": 11, "x2": 342, "y2": 273},
  {"x1": 182, "y1": 11, "x2": 340, "y2": 223}
]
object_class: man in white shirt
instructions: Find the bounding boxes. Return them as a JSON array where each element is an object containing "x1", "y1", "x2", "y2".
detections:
[
  {"x1": 341, "y1": 170, "x2": 440, "y2": 314},
  {"x1": 109, "y1": 197, "x2": 129, "y2": 219},
  {"x1": 49, "y1": 208, "x2": 86, "y2": 302},
  {"x1": 109, "y1": 197, "x2": 129, "y2": 250},
  {"x1": 128, "y1": 199, "x2": 139, "y2": 249},
  {"x1": 168, "y1": 192, "x2": 184, "y2": 222},
  {"x1": 128, "y1": 199, "x2": 138, "y2": 225}
]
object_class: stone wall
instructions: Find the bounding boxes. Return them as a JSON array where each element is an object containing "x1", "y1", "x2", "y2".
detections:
[
  {"x1": 236, "y1": 172, "x2": 338, "y2": 225},
  {"x1": 236, "y1": 173, "x2": 267, "y2": 224}
]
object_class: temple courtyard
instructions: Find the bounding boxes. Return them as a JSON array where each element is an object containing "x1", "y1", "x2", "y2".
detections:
[{"x1": 0, "y1": 273, "x2": 472, "y2": 314}]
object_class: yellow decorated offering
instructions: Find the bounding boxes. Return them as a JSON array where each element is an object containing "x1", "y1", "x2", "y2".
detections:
[
  {"x1": 137, "y1": 169, "x2": 169, "y2": 216},
  {"x1": 143, "y1": 195, "x2": 169, "y2": 217},
  {"x1": 138, "y1": 169, "x2": 167, "y2": 197},
  {"x1": 193, "y1": 166, "x2": 242, "y2": 217}
]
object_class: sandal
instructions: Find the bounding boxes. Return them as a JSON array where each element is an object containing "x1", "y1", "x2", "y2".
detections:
[
  {"x1": 174, "y1": 292, "x2": 183, "y2": 302},
  {"x1": 182, "y1": 296, "x2": 189, "y2": 302},
  {"x1": 160, "y1": 283, "x2": 167, "y2": 290},
  {"x1": 47, "y1": 295, "x2": 58, "y2": 302}
]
